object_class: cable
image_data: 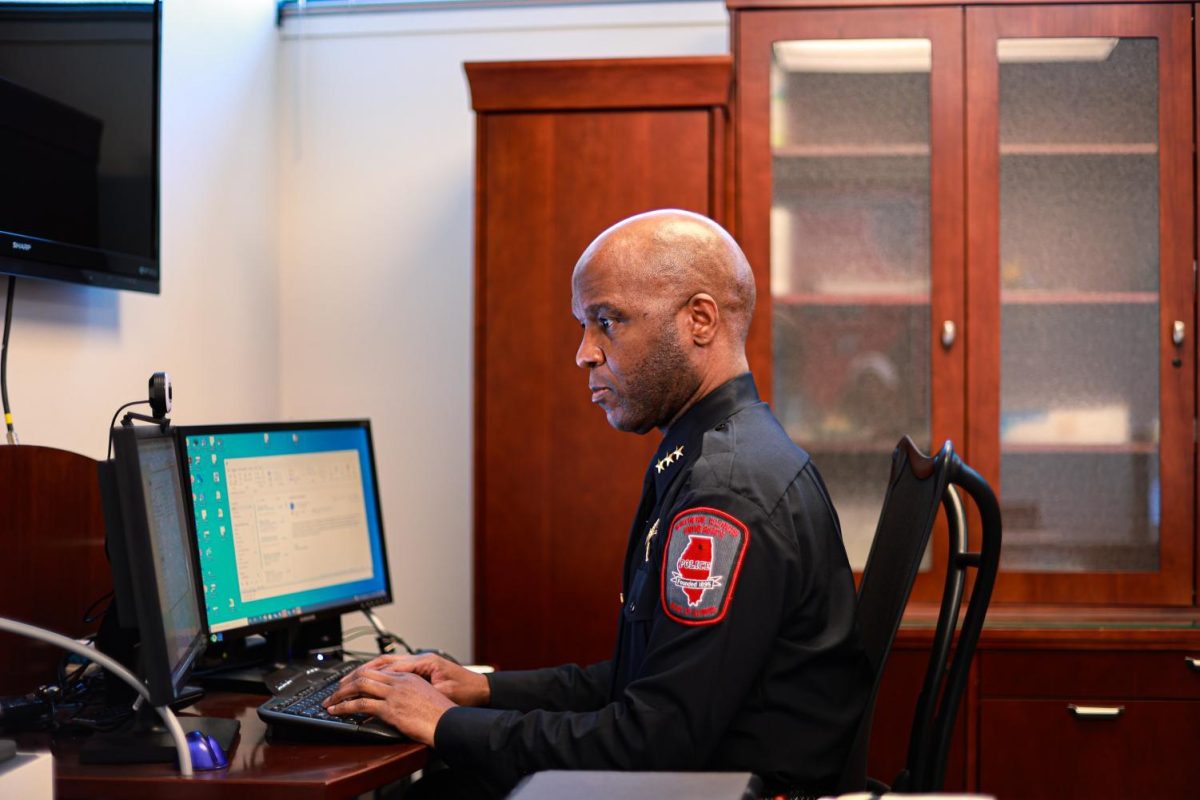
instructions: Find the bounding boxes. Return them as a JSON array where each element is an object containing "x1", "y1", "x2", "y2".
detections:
[
  {"x1": 106, "y1": 400, "x2": 150, "y2": 459},
  {"x1": 2, "y1": 276, "x2": 16, "y2": 444},
  {"x1": 0, "y1": 615, "x2": 194, "y2": 776},
  {"x1": 363, "y1": 608, "x2": 415, "y2": 656}
]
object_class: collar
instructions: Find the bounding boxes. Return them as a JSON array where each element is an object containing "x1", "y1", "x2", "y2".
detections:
[{"x1": 650, "y1": 372, "x2": 761, "y2": 498}]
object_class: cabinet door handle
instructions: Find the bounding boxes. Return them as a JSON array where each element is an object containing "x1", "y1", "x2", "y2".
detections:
[
  {"x1": 941, "y1": 320, "x2": 956, "y2": 349},
  {"x1": 1185, "y1": 656, "x2": 1200, "y2": 672},
  {"x1": 1068, "y1": 704, "x2": 1124, "y2": 719},
  {"x1": 1172, "y1": 320, "x2": 1185, "y2": 346}
]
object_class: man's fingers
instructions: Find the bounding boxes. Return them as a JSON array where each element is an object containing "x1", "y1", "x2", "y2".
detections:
[
  {"x1": 325, "y1": 671, "x2": 395, "y2": 706},
  {"x1": 325, "y1": 695, "x2": 384, "y2": 717}
]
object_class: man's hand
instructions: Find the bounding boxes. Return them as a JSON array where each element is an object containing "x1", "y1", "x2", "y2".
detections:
[
  {"x1": 352, "y1": 653, "x2": 491, "y2": 707},
  {"x1": 322, "y1": 668, "x2": 454, "y2": 745}
]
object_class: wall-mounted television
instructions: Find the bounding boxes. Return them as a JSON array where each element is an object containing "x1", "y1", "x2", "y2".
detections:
[{"x1": 0, "y1": 1, "x2": 161, "y2": 294}]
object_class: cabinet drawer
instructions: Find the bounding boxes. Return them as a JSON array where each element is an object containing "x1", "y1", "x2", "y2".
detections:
[
  {"x1": 981, "y1": 650, "x2": 1200, "y2": 699},
  {"x1": 979, "y1": 699, "x2": 1200, "y2": 799}
]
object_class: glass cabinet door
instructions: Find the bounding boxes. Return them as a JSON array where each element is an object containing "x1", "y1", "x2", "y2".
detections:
[
  {"x1": 736, "y1": 9, "x2": 965, "y2": 591},
  {"x1": 966, "y1": 5, "x2": 1194, "y2": 604}
]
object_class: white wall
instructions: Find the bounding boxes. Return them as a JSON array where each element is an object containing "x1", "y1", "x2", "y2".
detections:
[
  {"x1": 277, "y1": 2, "x2": 729, "y2": 660},
  {"x1": 7, "y1": 0, "x2": 281, "y2": 459}
]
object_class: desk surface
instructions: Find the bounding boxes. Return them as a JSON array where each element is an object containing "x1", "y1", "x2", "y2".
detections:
[{"x1": 43, "y1": 692, "x2": 429, "y2": 800}]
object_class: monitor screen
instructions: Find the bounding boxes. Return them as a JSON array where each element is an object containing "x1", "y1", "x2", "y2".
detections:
[
  {"x1": 102, "y1": 423, "x2": 206, "y2": 707},
  {"x1": 136, "y1": 435, "x2": 202, "y2": 673},
  {"x1": 0, "y1": 1, "x2": 160, "y2": 293},
  {"x1": 177, "y1": 421, "x2": 391, "y2": 641}
]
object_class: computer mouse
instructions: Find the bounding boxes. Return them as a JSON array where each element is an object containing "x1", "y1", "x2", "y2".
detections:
[{"x1": 185, "y1": 729, "x2": 229, "y2": 771}]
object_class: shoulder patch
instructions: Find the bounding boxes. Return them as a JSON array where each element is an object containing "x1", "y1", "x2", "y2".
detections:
[{"x1": 661, "y1": 507, "x2": 749, "y2": 626}]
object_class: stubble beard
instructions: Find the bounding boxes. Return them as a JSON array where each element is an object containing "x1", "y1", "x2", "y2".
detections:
[{"x1": 610, "y1": 320, "x2": 699, "y2": 435}]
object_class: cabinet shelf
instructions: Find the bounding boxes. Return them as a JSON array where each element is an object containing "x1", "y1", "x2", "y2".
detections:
[
  {"x1": 773, "y1": 143, "x2": 930, "y2": 158},
  {"x1": 1000, "y1": 142, "x2": 1157, "y2": 156},
  {"x1": 775, "y1": 292, "x2": 929, "y2": 306},
  {"x1": 1001, "y1": 290, "x2": 1157, "y2": 305},
  {"x1": 1002, "y1": 442, "x2": 1158, "y2": 455}
]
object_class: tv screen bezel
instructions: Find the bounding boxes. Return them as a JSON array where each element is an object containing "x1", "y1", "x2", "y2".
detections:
[{"x1": 0, "y1": 0, "x2": 161, "y2": 294}]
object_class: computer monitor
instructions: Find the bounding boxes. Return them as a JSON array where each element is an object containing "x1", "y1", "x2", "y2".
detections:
[
  {"x1": 175, "y1": 420, "x2": 391, "y2": 651},
  {"x1": 93, "y1": 419, "x2": 240, "y2": 765},
  {"x1": 100, "y1": 421, "x2": 206, "y2": 708}
]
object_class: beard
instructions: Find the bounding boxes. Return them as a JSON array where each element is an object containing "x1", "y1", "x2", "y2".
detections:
[{"x1": 607, "y1": 318, "x2": 700, "y2": 435}]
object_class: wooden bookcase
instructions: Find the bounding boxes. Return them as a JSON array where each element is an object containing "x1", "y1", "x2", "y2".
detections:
[{"x1": 730, "y1": 1, "x2": 1200, "y2": 793}]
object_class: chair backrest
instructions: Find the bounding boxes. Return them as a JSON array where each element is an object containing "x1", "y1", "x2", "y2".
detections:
[
  {"x1": 897, "y1": 451, "x2": 1002, "y2": 792},
  {"x1": 836, "y1": 437, "x2": 1003, "y2": 794},
  {"x1": 836, "y1": 436, "x2": 952, "y2": 792}
]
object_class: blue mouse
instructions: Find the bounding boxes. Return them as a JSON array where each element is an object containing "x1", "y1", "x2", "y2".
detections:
[{"x1": 185, "y1": 729, "x2": 229, "y2": 771}]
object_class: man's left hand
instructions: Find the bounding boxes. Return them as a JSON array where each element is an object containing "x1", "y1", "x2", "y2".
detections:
[{"x1": 323, "y1": 667, "x2": 455, "y2": 744}]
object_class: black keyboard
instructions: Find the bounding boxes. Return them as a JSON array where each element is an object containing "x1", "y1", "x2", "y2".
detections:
[{"x1": 257, "y1": 660, "x2": 406, "y2": 741}]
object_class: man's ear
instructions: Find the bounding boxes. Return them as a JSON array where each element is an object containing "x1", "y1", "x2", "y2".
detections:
[{"x1": 685, "y1": 293, "x2": 719, "y2": 346}]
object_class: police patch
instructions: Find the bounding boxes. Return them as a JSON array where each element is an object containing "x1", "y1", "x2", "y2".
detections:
[{"x1": 661, "y1": 507, "x2": 748, "y2": 625}]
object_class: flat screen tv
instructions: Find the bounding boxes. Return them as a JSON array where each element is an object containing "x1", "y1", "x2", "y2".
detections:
[{"x1": 0, "y1": 1, "x2": 161, "y2": 294}]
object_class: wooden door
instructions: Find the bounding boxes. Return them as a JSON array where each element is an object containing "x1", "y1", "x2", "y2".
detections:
[
  {"x1": 734, "y1": 8, "x2": 966, "y2": 601},
  {"x1": 468, "y1": 57, "x2": 732, "y2": 669},
  {"x1": 965, "y1": 4, "x2": 1195, "y2": 605}
]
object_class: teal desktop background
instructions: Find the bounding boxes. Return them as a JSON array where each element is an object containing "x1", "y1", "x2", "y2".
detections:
[{"x1": 182, "y1": 426, "x2": 387, "y2": 635}]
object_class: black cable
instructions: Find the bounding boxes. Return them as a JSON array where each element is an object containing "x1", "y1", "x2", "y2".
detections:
[
  {"x1": 2, "y1": 276, "x2": 15, "y2": 442},
  {"x1": 106, "y1": 400, "x2": 149, "y2": 459},
  {"x1": 82, "y1": 591, "x2": 114, "y2": 625}
]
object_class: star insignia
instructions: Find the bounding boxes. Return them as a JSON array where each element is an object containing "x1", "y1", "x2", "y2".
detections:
[{"x1": 655, "y1": 445, "x2": 685, "y2": 475}]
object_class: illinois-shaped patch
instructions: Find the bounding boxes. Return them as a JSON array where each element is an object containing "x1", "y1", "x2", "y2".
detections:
[{"x1": 661, "y1": 507, "x2": 749, "y2": 625}]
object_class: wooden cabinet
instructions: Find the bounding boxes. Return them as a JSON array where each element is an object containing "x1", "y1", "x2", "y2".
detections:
[
  {"x1": 730, "y1": 3, "x2": 1200, "y2": 792},
  {"x1": 732, "y1": 1, "x2": 1195, "y2": 607},
  {"x1": 466, "y1": 57, "x2": 732, "y2": 669}
]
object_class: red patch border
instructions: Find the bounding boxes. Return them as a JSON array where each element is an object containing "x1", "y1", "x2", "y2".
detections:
[{"x1": 660, "y1": 506, "x2": 749, "y2": 626}]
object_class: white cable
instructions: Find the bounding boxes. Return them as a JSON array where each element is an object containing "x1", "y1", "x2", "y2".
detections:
[{"x1": 0, "y1": 616, "x2": 193, "y2": 776}]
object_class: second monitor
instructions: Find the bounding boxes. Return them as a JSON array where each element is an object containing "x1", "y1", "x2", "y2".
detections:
[{"x1": 177, "y1": 420, "x2": 391, "y2": 679}]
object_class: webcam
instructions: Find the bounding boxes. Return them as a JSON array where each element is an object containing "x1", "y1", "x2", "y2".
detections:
[{"x1": 148, "y1": 372, "x2": 172, "y2": 419}]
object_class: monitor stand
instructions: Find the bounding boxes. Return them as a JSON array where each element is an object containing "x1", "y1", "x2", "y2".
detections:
[
  {"x1": 79, "y1": 705, "x2": 240, "y2": 766},
  {"x1": 193, "y1": 617, "x2": 345, "y2": 695}
]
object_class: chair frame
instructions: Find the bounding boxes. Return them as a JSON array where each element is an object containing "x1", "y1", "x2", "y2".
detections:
[{"x1": 837, "y1": 436, "x2": 1002, "y2": 794}]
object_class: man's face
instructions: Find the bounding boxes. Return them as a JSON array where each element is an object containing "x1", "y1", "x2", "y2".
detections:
[{"x1": 571, "y1": 255, "x2": 696, "y2": 434}]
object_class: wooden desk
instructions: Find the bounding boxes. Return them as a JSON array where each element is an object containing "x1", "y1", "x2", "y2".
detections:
[{"x1": 44, "y1": 692, "x2": 429, "y2": 800}]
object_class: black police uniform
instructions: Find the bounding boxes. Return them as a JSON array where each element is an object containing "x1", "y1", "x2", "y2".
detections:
[{"x1": 436, "y1": 373, "x2": 869, "y2": 795}]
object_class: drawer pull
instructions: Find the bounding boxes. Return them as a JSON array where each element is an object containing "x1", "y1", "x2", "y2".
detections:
[
  {"x1": 1186, "y1": 656, "x2": 1200, "y2": 672},
  {"x1": 1068, "y1": 704, "x2": 1124, "y2": 719}
]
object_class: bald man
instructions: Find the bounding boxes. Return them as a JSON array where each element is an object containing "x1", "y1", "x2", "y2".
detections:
[{"x1": 326, "y1": 211, "x2": 869, "y2": 797}]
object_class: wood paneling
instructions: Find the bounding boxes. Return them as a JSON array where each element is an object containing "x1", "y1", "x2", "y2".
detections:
[
  {"x1": 469, "y1": 58, "x2": 732, "y2": 669},
  {"x1": 0, "y1": 445, "x2": 110, "y2": 694}
]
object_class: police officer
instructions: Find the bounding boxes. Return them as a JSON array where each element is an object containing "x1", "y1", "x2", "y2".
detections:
[{"x1": 325, "y1": 210, "x2": 869, "y2": 797}]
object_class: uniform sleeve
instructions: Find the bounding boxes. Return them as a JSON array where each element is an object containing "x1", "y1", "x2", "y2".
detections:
[
  {"x1": 485, "y1": 660, "x2": 612, "y2": 712},
  {"x1": 434, "y1": 486, "x2": 811, "y2": 791}
]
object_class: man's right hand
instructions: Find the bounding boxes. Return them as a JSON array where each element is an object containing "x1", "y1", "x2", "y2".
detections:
[{"x1": 345, "y1": 653, "x2": 491, "y2": 707}]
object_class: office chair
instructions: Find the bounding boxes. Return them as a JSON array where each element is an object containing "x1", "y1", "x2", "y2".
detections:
[{"x1": 836, "y1": 436, "x2": 1002, "y2": 794}]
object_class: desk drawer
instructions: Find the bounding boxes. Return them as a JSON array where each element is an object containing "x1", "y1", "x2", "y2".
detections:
[
  {"x1": 979, "y1": 698, "x2": 1200, "y2": 799},
  {"x1": 980, "y1": 650, "x2": 1200, "y2": 699}
]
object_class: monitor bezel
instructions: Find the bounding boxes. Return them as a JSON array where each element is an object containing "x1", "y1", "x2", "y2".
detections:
[
  {"x1": 174, "y1": 419, "x2": 393, "y2": 642},
  {"x1": 108, "y1": 422, "x2": 207, "y2": 707}
]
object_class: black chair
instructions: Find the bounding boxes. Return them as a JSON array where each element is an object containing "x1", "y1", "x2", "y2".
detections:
[{"x1": 836, "y1": 436, "x2": 1002, "y2": 794}]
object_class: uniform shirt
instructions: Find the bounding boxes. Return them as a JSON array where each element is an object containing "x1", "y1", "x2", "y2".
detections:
[{"x1": 436, "y1": 373, "x2": 870, "y2": 794}]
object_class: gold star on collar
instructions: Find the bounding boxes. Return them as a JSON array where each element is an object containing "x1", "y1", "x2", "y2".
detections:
[{"x1": 655, "y1": 445, "x2": 684, "y2": 474}]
